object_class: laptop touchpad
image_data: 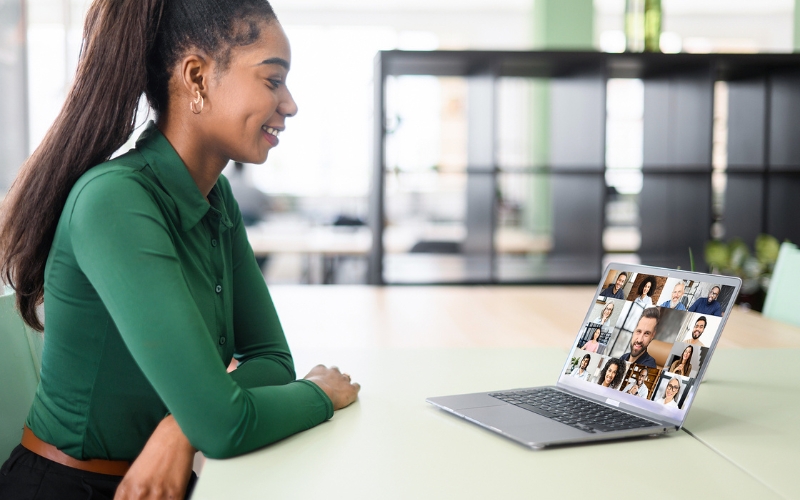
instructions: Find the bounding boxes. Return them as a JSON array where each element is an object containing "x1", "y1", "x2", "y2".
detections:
[
  {"x1": 459, "y1": 405, "x2": 588, "y2": 442},
  {"x1": 428, "y1": 393, "x2": 506, "y2": 410}
]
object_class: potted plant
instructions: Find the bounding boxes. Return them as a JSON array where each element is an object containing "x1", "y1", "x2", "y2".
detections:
[{"x1": 705, "y1": 234, "x2": 783, "y2": 311}]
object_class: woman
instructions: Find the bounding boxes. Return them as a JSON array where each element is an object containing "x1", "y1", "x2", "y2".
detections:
[
  {"x1": 570, "y1": 354, "x2": 591, "y2": 381},
  {"x1": 0, "y1": 1, "x2": 359, "y2": 498},
  {"x1": 622, "y1": 368, "x2": 649, "y2": 398},
  {"x1": 596, "y1": 358, "x2": 625, "y2": 389},
  {"x1": 633, "y1": 276, "x2": 657, "y2": 308},
  {"x1": 669, "y1": 345, "x2": 694, "y2": 377},
  {"x1": 656, "y1": 378, "x2": 682, "y2": 408},
  {"x1": 622, "y1": 275, "x2": 657, "y2": 333},
  {"x1": 585, "y1": 301, "x2": 615, "y2": 352},
  {"x1": 591, "y1": 301, "x2": 615, "y2": 332},
  {"x1": 582, "y1": 328, "x2": 602, "y2": 353}
]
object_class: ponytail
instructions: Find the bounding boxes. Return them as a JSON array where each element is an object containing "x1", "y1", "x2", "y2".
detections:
[
  {"x1": 1, "y1": 0, "x2": 277, "y2": 331},
  {"x1": 0, "y1": 0, "x2": 164, "y2": 330}
]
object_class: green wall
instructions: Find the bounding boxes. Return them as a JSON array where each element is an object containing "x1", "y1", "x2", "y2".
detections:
[
  {"x1": 795, "y1": 0, "x2": 800, "y2": 50},
  {"x1": 524, "y1": 0, "x2": 594, "y2": 236},
  {"x1": 532, "y1": 0, "x2": 594, "y2": 50}
]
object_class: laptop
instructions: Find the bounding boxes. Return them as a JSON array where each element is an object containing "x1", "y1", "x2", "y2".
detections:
[{"x1": 426, "y1": 263, "x2": 741, "y2": 449}]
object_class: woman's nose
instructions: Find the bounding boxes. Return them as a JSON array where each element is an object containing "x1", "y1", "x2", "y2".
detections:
[{"x1": 280, "y1": 88, "x2": 298, "y2": 117}]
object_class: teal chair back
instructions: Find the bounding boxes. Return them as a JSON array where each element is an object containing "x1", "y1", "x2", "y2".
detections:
[
  {"x1": 0, "y1": 288, "x2": 42, "y2": 461},
  {"x1": 763, "y1": 242, "x2": 800, "y2": 328}
]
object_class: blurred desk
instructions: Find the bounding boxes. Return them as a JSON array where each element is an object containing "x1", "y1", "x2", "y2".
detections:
[
  {"x1": 246, "y1": 225, "x2": 370, "y2": 284},
  {"x1": 267, "y1": 286, "x2": 800, "y2": 350},
  {"x1": 192, "y1": 286, "x2": 800, "y2": 499},
  {"x1": 245, "y1": 223, "x2": 551, "y2": 283},
  {"x1": 245, "y1": 224, "x2": 551, "y2": 256},
  {"x1": 246, "y1": 224, "x2": 371, "y2": 256}
]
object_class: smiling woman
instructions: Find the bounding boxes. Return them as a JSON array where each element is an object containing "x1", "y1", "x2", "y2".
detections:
[{"x1": 0, "y1": 1, "x2": 358, "y2": 499}]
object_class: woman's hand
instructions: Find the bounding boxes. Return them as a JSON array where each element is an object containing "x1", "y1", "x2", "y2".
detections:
[
  {"x1": 114, "y1": 415, "x2": 195, "y2": 500},
  {"x1": 303, "y1": 364, "x2": 360, "y2": 410}
]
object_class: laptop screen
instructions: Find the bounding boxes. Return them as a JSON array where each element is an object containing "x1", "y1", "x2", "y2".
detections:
[{"x1": 558, "y1": 265, "x2": 740, "y2": 423}]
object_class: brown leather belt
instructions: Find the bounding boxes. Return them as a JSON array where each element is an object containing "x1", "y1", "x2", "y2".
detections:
[{"x1": 21, "y1": 426, "x2": 131, "y2": 476}]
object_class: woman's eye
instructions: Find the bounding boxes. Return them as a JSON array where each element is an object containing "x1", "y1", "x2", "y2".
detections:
[{"x1": 267, "y1": 79, "x2": 282, "y2": 89}]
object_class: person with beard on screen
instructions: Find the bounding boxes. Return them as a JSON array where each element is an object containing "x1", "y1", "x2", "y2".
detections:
[
  {"x1": 600, "y1": 272, "x2": 627, "y2": 299},
  {"x1": 619, "y1": 307, "x2": 660, "y2": 368},
  {"x1": 684, "y1": 316, "x2": 707, "y2": 347}
]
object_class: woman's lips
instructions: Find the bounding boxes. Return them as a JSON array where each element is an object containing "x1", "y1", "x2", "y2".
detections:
[{"x1": 262, "y1": 126, "x2": 280, "y2": 147}]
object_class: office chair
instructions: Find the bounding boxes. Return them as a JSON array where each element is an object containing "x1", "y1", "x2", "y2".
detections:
[
  {"x1": 763, "y1": 242, "x2": 800, "y2": 328},
  {"x1": 0, "y1": 288, "x2": 42, "y2": 461}
]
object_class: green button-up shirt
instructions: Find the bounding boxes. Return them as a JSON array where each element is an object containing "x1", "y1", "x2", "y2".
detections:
[{"x1": 26, "y1": 123, "x2": 333, "y2": 461}]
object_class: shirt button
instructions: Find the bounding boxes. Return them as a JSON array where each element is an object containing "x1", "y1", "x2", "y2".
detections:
[
  {"x1": 215, "y1": 285, "x2": 222, "y2": 294},
  {"x1": 219, "y1": 337, "x2": 226, "y2": 345},
  {"x1": 211, "y1": 239, "x2": 218, "y2": 247}
]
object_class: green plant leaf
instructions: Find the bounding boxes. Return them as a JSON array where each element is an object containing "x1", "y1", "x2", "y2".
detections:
[
  {"x1": 705, "y1": 240, "x2": 730, "y2": 270},
  {"x1": 728, "y1": 239, "x2": 750, "y2": 271},
  {"x1": 754, "y1": 234, "x2": 780, "y2": 265}
]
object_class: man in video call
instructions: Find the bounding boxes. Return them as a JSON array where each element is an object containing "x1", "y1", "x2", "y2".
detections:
[
  {"x1": 600, "y1": 272, "x2": 627, "y2": 299},
  {"x1": 620, "y1": 307, "x2": 660, "y2": 368},
  {"x1": 684, "y1": 316, "x2": 707, "y2": 347},
  {"x1": 659, "y1": 281, "x2": 687, "y2": 310},
  {"x1": 688, "y1": 285, "x2": 723, "y2": 316}
]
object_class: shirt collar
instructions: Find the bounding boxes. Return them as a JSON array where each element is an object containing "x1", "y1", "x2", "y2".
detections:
[{"x1": 135, "y1": 122, "x2": 232, "y2": 231}]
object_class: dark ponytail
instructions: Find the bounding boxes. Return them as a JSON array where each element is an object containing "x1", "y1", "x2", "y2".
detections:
[{"x1": 0, "y1": 0, "x2": 277, "y2": 331}]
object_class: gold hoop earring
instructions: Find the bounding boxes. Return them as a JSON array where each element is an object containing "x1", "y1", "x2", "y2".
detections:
[{"x1": 190, "y1": 91, "x2": 204, "y2": 114}]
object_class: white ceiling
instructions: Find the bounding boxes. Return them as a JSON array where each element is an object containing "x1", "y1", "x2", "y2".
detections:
[
  {"x1": 270, "y1": 0, "x2": 793, "y2": 14},
  {"x1": 595, "y1": 0, "x2": 793, "y2": 15},
  {"x1": 270, "y1": 0, "x2": 532, "y2": 12}
]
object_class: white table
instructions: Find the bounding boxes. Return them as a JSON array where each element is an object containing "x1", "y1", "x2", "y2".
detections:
[
  {"x1": 193, "y1": 348, "x2": 781, "y2": 499},
  {"x1": 191, "y1": 286, "x2": 800, "y2": 499}
]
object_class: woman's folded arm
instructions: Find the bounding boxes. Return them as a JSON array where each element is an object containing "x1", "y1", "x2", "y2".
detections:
[{"x1": 69, "y1": 173, "x2": 332, "y2": 458}]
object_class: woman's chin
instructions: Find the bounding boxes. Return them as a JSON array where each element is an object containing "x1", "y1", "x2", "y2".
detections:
[{"x1": 241, "y1": 150, "x2": 270, "y2": 165}]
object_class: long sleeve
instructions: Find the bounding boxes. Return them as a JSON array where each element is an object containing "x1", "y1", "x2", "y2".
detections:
[
  {"x1": 68, "y1": 172, "x2": 332, "y2": 459},
  {"x1": 226, "y1": 189, "x2": 301, "y2": 390}
]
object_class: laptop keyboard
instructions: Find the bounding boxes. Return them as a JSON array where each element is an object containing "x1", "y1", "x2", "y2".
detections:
[{"x1": 488, "y1": 387, "x2": 658, "y2": 434}]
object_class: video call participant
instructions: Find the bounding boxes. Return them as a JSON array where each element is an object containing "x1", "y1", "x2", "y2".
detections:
[
  {"x1": 622, "y1": 368, "x2": 649, "y2": 398},
  {"x1": 668, "y1": 345, "x2": 693, "y2": 377},
  {"x1": 591, "y1": 302, "x2": 615, "y2": 334},
  {"x1": 633, "y1": 276, "x2": 657, "y2": 308},
  {"x1": 600, "y1": 272, "x2": 627, "y2": 299},
  {"x1": 596, "y1": 358, "x2": 625, "y2": 389},
  {"x1": 582, "y1": 329, "x2": 602, "y2": 353},
  {"x1": 620, "y1": 307, "x2": 660, "y2": 368},
  {"x1": 656, "y1": 378, "x2": 681, "y2": 409},
  {"x1": 622, "y1": 277, "x2": 657, "y2": 333},
  {"x1": 570, "y1": 354, "x2": 592, "y2": 381},
  {"x1": 583, "y1": 302, "x2": 615, "y2": 352},
  {"x1": 659, "y1": 281, "x2": 686, "y2": 310},
  {"x1": 688, "y1": 285, "x2": 723, "y2": 317},
  {"x1": 684, "y1": 316, "x2": 707, "y2": 347}
]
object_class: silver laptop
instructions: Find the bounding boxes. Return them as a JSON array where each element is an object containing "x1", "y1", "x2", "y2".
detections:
[{"x1": 427, "y1": 263, "x2": 741, "y2": 449}]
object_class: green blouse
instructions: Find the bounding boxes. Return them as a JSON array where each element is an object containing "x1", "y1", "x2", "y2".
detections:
[{"x1": 26, "y1": 123, "x2": 333, "y2": 461}]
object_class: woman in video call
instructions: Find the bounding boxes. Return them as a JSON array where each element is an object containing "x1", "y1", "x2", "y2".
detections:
[
  {"x1": 656, "y1": 378, "x2": 682, "y2": 408},
  {"x1": 633, "y1": 276, "x2": 657, "y2": 308},
  {"x1": 623, "y1": 275, "x2": 658, "y2": 333},
  {"x1": 669, "y1": 345, "x2": 694, "y2": 377},
  {"x1": 623, "y1": 368, "x2": 649, "y2": 398},
  {"x1": 597, "y1": 358, "x2": 625, "y2": 389},
  {"x1": 582, "y1": 329, "x2": 602, "y2": 353},
  {"x1": 583, "y1": 301, "x2": 615, "y2": 353},
  {"x1": 591, "y1": 301, "x2": 615, "y2": 332},
  {"x1": 0, "y1": 1, "x2": 360, "y2": 498},
  {"x1": 571, "y1": 354, "x2": 592, "y2": 381}
]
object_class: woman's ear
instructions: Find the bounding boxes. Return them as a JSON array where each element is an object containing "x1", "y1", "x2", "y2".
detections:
[{"x1": 179, "y1": 53, "x2": 210, "y2": 98}]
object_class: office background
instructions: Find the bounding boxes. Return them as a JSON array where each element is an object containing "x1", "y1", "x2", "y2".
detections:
[{"x1": 1, "y1": 0, "x2": 798, "y2": 286}]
